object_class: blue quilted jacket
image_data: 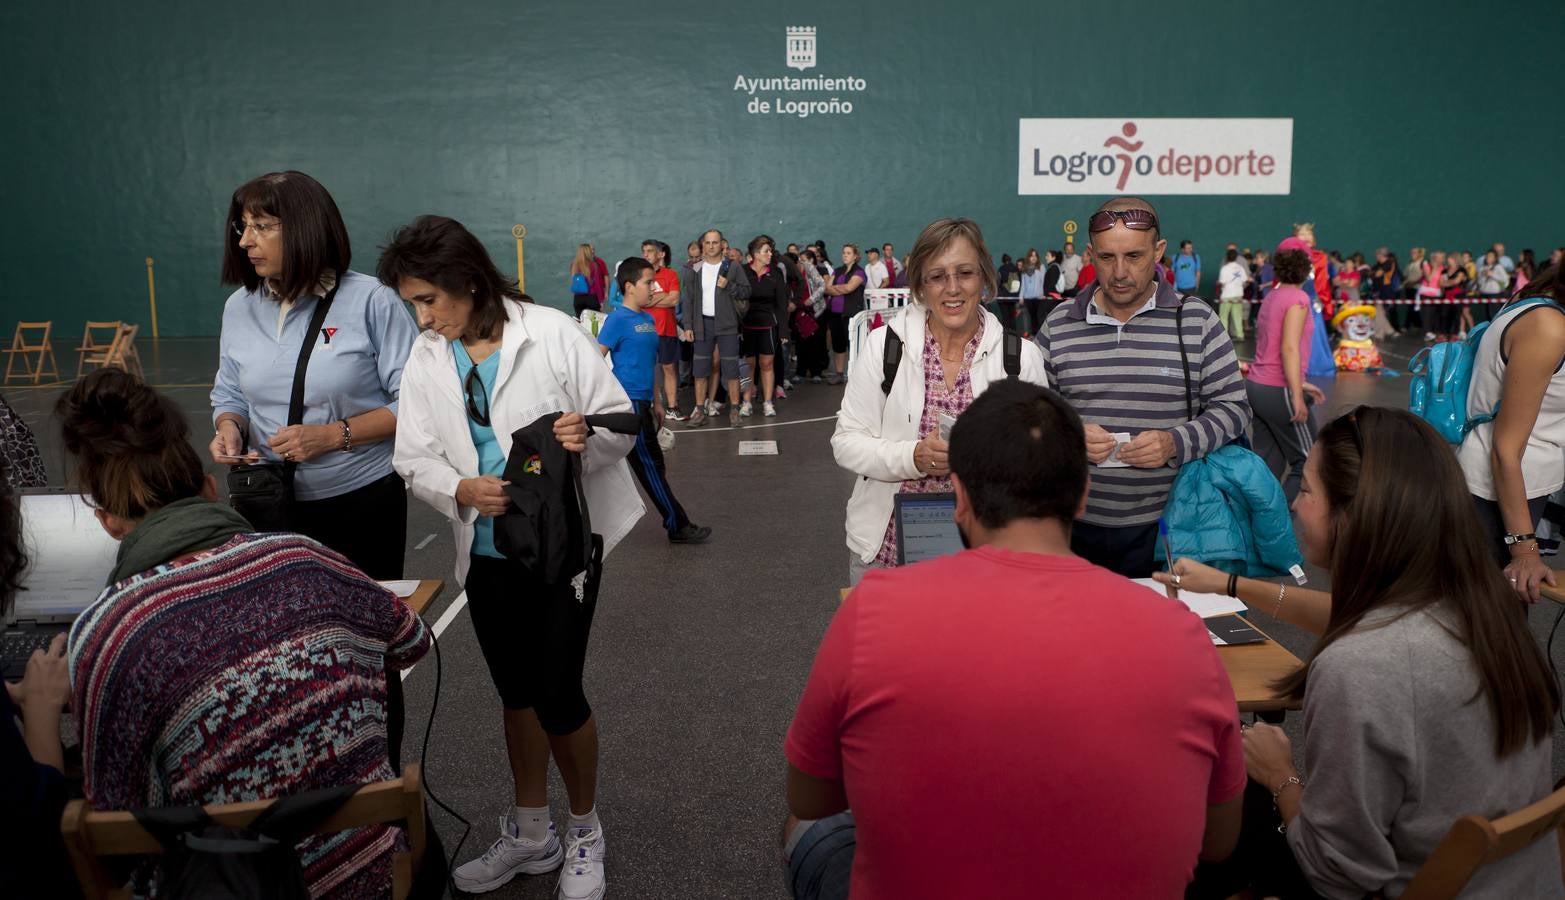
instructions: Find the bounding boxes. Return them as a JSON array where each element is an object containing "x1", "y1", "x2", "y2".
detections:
[{"x1": 1154, "y1": 444, "x2": 1302, "y2": 576}]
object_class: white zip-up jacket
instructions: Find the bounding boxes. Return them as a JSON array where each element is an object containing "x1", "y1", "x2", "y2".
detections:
[
  {"x1": 394, "y1": 300, "x2": 644, "y2": 584},
  {"x1": 833, "y1": 304, "x2": 1049, "y2": 563}
]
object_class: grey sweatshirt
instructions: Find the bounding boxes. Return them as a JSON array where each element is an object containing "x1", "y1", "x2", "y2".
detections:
[{"x1": 1289, "y1": 604, "x2": 1561, "y2": 899}]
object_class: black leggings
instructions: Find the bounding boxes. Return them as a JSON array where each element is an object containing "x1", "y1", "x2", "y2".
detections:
[
  {"x1": 464, "y1": 538, "x2": 603, "y2": 735},
  {"x1": 573, "y1": 294, "x2": 601, "y2": 315}
]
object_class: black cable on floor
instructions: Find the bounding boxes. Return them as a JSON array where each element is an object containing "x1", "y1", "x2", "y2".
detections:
[
  {"x1": 417, "y1": 627, "x2": 471, "y2": 895},
  {"x1": 1547, "y1": 601, "x2": 1565, "y2": 731}
]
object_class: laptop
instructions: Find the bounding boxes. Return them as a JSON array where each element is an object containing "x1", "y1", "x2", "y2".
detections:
[
  {"x1": 892, "y1": 492, "x2": 965, "y2": 566},
  {"x1": 2, "y1": 489, "x2": 121, "y2": 678}
]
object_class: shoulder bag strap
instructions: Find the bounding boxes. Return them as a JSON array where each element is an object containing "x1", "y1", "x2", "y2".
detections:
[
  {"x1": 282, "y1": 274, "x2": 342, "y2": 473},
  {"x1": 1175, "y1": 297, "x2": 1195, "y2": 421},
  {"x1": 881, "y1": 327, "x2": 903, "y2": 396}
]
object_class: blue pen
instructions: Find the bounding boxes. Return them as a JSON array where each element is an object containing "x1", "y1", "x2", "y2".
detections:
[{"x1": 1158, "y1": 517, "x2": 1178, "y2": 597}]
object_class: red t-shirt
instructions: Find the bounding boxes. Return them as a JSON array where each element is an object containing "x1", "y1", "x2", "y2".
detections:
[
  {"x1": 650, "y1": 267, "x2": 679, "y2": 337},
  {"x1": 786, "y1": 547, "x2": 1245, "y2": 900}
]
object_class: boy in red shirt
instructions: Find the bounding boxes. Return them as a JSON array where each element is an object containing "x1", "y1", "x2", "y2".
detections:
[
  {"x1": 640, "y1": 239, "x2": 684, "y2": 419},
  {"x1": 783, "y1": 380, "x2": 1244, "y2": 900}
]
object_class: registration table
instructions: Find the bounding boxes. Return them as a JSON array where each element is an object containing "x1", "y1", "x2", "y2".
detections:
[
  {"x1": 382, "y1": 579, "x2": 444, "y2": 617},
  {"x1": 838, "y1": 588, "x2": 1302, "y2": 712}
]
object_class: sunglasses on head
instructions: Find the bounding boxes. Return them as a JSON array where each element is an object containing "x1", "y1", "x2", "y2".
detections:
[
  {"x1": 1088, "y1": 208, "x2": 1160, "y2": 234},
  {"x1": 464, "y1": 365, "x2": 491, "y2": 427}
]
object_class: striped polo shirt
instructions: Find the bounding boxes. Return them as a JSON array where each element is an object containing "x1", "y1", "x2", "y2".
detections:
[{"x1": 1040, "y1": 281, "x2": 1250, "y2": 527}]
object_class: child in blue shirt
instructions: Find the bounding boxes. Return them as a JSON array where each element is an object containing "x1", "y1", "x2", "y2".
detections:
[{"x1": 598, "y1": 258, "x2": 710, "y2": 544}]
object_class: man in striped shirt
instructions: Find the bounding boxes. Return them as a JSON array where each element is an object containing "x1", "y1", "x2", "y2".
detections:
[{"x1": 1039, "y1": 197, "x2": 1250, "y2": 577}]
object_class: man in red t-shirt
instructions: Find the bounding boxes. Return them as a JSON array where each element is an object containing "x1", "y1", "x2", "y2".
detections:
[
  {"x1": 641, "y1": 239, "x2": 683, "y2": 419},
  {"x1": 783, "y1": 380, "x2": 1244, "y2": 900}
]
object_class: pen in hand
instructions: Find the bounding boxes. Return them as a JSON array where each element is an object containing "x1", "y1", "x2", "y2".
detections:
[{"x1": 1158, "y1": 517, "x2": 1179, "y2": 599}]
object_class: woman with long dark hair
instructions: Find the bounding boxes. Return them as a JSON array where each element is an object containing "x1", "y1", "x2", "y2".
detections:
[
  {"x1": 1163, "y1": 408, "x2": 1561, "y2": 899},
  {"x1": 0, "y1": 458, "x2": 78, "y2": 896}
]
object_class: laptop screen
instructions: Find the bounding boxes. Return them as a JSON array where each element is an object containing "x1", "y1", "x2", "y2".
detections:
[
  {"x1": 893, "y1": 492, "x2": 964, "y2": 566},
  {"x1": 12, "y1": 492, "x2": 121, "y2": 623}
]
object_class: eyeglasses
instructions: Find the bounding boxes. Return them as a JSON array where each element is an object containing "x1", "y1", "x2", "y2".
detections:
[
  {"x1": 1087, "y1": 209, "x2": 1160, "y2": 234},
  {"x1": 464, "y1": 365, "x2": 491, "y2": 427},
  {"x1": 921, "y1": 267, "x2": 982, "y2": 288},
  {"x1": 233, "y1": 220, "x2": 282, "y2": 238}
]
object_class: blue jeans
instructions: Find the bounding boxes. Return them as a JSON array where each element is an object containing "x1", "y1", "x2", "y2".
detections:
[{"x1": 785, "y1": 812, "x2": 856, "y2": 900}]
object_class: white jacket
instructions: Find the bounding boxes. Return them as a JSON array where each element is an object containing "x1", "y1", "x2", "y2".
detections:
[
  {"x1": 832, "y1": 305, "x2": 1049, "y2": 563},
  {"x1": 394, "y1": 300, "x2": 644, "y2": 585}
]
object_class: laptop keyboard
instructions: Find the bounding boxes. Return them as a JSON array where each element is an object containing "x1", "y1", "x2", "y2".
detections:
[{"x1": 1, "y1": 628, "x2": 65, "y2": 679}]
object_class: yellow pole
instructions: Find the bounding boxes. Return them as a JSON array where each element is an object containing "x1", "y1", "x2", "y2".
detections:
[
  {"x1": 512, "y1": 224, "x2": 527, "y2": 293},
  {"x1": 145, "y1": 256, "x2": 159, "y2": 339}
]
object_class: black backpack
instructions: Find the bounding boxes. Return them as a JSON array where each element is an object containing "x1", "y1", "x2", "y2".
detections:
[
  {"x1": 880, "y1": 324, "x2": 1022, "y2": 395},
  {"x1": 495, "y1": 410, "x2": 640, "y2": 586},
  {"x1": 132, "y1": 783, "x2": 362, "y2": 900}
]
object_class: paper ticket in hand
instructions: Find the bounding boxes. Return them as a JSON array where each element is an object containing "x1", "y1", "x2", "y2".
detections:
[
  {"x1": 937, "y1": 413, "x2": 957, "y2": 441},
  {"x1": 1097, "y1": 433, "x2": 1134, "y2": 468}
]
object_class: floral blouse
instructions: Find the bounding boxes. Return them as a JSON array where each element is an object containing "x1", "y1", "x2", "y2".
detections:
[{"x1": 874, "y1": 316, "x2": 985, "y2": 567}]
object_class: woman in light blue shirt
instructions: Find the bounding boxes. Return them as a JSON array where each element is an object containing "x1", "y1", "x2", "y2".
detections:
[
  {"x1": 208, "y1": 171, "x2": 417, "y2": 579},
  {"x1": 1019, "y1": 247, "x2": 1045, "y2": 336}
]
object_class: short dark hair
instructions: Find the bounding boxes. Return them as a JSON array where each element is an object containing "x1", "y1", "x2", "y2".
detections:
[
  {"x1": 222, "y1": 171, "x2": 352, "y2": 302},
  {"x1": 1274, "y1": 248, "x2": 1311, "y2": 284},
  {"x1": 616, "y1": 256, "x2": 654, "y2": 292},
  {"x1": 950, "y1": 380, "x2": 1086, "y2": 528},
  {"x1": 376, "y1": 215, "x2": 520, "y2": 341},
  {"x1": 1180, "y1": 240, "x2": 1193, "y2": 250},
  {"x1": 1226, "y1": 248, "x2": 1239, "y2": 262}
]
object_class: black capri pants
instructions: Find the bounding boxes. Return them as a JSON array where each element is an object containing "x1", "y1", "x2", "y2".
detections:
[{"x1": 463, "y1": 535, "x2": 603, "y2": 735}]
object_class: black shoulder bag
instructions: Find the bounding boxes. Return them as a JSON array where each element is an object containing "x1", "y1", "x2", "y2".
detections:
[{"x1": 226, "y1": 278, "x2": 340, "y2": 532}]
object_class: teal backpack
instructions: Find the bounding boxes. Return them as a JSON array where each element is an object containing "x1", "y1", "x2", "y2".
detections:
[{"x1": 1408, "y1": 296, "x2": 1562, "y2": 443}]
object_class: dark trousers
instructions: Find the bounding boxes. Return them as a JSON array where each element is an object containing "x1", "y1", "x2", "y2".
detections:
[
  {"x1": 293, "y1": 470, "x2": 409, "y2": 767},
  {"x1": 1070, "y1": 519, "x2": 1159, "y2": 578},
  {"x1": 798, "y1": 323, "x2": 828, "y2": 377},
  {"x1": 627, "y1": 400, "x2": 691, "y2": 534},
  {"x1": 1186, "y1": 780, "x2": 1323, "y2": 899}
]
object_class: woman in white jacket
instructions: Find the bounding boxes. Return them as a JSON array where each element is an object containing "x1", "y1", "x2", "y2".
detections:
[
  {"x1": 379, "y1": 216, "x2": 642, "y2": 899},
  {"x1": 833, "y1": 218, "x2": 1049, "y2": 585}
]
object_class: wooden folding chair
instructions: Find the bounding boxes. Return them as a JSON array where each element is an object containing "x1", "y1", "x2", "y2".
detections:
[
  {"x1": 60, "y1": 764, "x2": 427, "y2": 900},
  {"x1": 104, "y1": 324, "x2": 143, "y2": 378},
  {"x1": 1398, "y1": 777, "x2": 1565, "y2": 898},
  {"x1": 75, "y1": 320, "x2": 122, "y2": 377},
  {"x1": 4, "y1": 321, "x2": 59, "y2": 384}
]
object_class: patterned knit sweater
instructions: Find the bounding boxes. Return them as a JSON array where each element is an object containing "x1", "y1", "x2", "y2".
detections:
[{"x1": 68, "y1": 533, "x2": 430, "y2": 899}]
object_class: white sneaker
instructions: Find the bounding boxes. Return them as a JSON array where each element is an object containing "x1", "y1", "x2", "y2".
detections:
[
  {"x1": 453, "y1": 816, "x2": 564, "y2": 894},
  {"x1": 763, "y1": 401, "x2": 776, "y2": 417},
  {"x1": 556, "y1": 826, "x2": 606, "y2": 900},
  {"x1": 739, "y1": 401, "x2": 753, "y2": 417}
]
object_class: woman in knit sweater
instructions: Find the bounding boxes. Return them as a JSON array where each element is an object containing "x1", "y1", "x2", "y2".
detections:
[
  {"x1": 1163, "y1": 407, "x2": 1561, "y2": 899},
  {"x1": 60, "y1": 369, "x2": 430, "y2": 899}
]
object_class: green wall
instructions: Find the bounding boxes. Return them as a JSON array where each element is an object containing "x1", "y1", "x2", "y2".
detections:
[{"x1": 3, "y1": 1, "x2": 1562, "y2": 337}]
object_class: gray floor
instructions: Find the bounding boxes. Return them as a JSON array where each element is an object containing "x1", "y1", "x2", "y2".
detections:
[{"x1": 8, "y1": 331, "x2": 1565, "y2": 899}]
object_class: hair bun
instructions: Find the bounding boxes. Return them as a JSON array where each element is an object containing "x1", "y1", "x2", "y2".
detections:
[{"x1": 57, "y1": 369, "x2": 184, "y2": 459}]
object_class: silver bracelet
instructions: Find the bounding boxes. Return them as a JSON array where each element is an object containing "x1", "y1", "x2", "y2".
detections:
[{"x1": 1273, "y1": 583, "x2": 1287, "y2": 618}]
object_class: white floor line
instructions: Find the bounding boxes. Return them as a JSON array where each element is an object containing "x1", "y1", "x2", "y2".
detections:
[
  {"x1": 413, "y1": 533, "x2": 437, "y2": 551},
  {"x1": 676, "y1": 413, "x2": 837, "y2": 434},
  {"x1": 402, "y1": 589, "x2": 469, "y2": 681}
]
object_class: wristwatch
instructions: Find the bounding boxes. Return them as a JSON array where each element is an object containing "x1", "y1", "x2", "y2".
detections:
[{"x1": 1503, "y1": 532, "x2": 1538, "y2": 546}]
